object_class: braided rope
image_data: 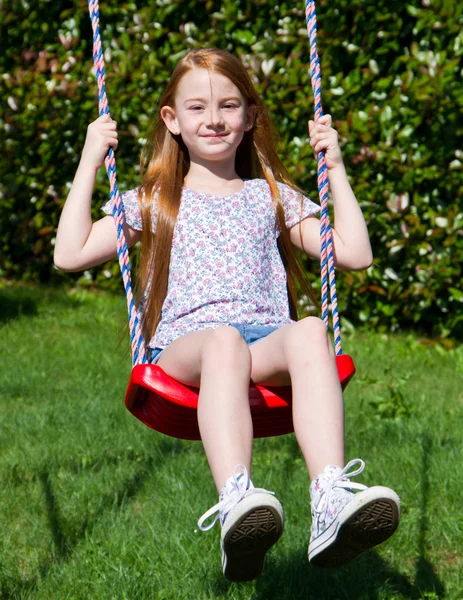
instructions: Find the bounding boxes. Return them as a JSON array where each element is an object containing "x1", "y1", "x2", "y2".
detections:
[
  {"x1": 305, "y1": 0, "x2": 342, "y2": 355},
  {"x1": 87, "y1": 0, "x2": 148, "y2": 366}
]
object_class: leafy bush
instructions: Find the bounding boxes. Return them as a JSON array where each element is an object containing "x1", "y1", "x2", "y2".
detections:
[{"x1": 1, "y1": 0, "x2": 462, "y2": 337}]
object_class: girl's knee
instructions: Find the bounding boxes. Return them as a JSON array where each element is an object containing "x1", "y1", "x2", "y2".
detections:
[
  {"x1": 202, "y1": 326, "x2": 250, "y2": 363},
  {"x1": 284, "y1": 317, "x2": 331, "y2": 357}
]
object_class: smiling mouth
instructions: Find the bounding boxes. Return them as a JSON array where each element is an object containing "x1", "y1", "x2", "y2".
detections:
[{"x1": 202, "y1": 133, "x2": 228, "y2": 138}]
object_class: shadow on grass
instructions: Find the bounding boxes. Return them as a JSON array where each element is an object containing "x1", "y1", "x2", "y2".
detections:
[
  {"x1": 0, "y1": 286, "x2": 72, "y2": 324},
  {"x1": 0, "y1": 414, "x2": 446, "y2": 599},
  {"x1": 208, "y1": 549, "x2": 418, "y2": 600},
  {"x1": 414, "y1": 433, "x2": 444, "y2": 599},
  {"x1": 0, "y1": 285, "x2": 118, "y2": 325},
  {"x1": 256, "y1": 550, "x2": 416, "y2": 600},
  {"x1": 212, "y1": 544, "x2": 444, "y2": 600},
  {"x1": 0, "y1": 289, "x2": 39, "y2": 323},
  {"x1": 0, "y1": 436, "x2": 185, "y2": 600}
]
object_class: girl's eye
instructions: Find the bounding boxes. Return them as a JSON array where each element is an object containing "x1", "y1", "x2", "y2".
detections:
[{"x1": 189, "y1": 105, "x2": 236, "y2": 110}]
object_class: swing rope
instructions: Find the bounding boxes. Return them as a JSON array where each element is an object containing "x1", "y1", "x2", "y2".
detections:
[
  {"x1": 306, "y1": 0, "x2": 341, "y2": 355},
  {"x1": 87, "y1": 0, "x2": 343, "y2": 366},
  {"x1": 88, "y1": 0, "x2": 148, "y2": 366}
]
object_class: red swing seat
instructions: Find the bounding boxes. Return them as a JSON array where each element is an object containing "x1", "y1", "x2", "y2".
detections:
[{"x1": 125, "y1": 353, "x2": 355, "y2": 440}]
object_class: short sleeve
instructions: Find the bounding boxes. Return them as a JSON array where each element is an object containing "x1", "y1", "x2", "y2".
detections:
[
  {"x1": 277, "y1": 181, "x2": 320, "y2": 230},
  {"x1": 101, "y1": 188, "x2": 142, "y2": 231}
]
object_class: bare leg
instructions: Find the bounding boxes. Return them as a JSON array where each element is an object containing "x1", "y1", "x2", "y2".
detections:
[
  {"x1": 249, "y1": 317, "x2": 345, "y2": 480},
  {"x1": 197, "y1": 327, "x2": 253, "y2": 490},
  {"x1": 156, "y1": 326, "x2": 253, "y2": 491}
]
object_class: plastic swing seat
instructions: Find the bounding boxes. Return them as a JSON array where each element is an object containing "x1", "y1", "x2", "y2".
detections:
[{"x1": 124, "y1": 354, "x2": 355, "y2": 440}]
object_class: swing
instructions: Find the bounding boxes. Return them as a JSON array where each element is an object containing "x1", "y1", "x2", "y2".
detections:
[{"x1": 87, "y1": 0, "x2": 356, "y2": 440}]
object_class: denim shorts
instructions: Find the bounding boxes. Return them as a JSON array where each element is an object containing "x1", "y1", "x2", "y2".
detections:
[{"x1": 149, "y1": 323, "x2": 279, "y2": 364}]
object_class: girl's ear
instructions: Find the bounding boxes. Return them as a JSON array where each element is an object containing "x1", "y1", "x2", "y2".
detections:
[
  {"x1": 161, "y1": 105, "x2": 180, "y2": 135},
  {"x1": 245, "y1": 104, "x2": 257, "y2": 131}
]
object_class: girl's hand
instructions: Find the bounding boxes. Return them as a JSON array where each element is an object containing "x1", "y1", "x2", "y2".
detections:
[
  {"x1": 308, "y1": 114, "x2": 343, "y2": 170},
  {"x1": 81, "y1": 114, "x2": 119, "y2": 170}
]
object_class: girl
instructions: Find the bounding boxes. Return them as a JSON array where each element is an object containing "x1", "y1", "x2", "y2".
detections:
[{"x1": 54, "y1": 48, "x2": 400, "y2": 582}]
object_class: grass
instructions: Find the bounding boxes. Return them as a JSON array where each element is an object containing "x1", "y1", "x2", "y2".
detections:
[{"x1": 0, "y1": 283, "x2": 462, "y2": 599}]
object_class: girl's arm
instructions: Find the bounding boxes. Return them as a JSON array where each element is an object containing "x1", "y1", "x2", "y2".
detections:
[
  {"x1": 54, "y1": 115, "x2": 141, "y2": 272},
  {"x1": 289, "y1": 115, "x2": 373, "y2": 271}
]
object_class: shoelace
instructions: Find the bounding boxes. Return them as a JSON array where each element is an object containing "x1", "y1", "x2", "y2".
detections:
[
  {"x1": 197, "y1": 464, "x2": 275, "y2": 532},
  {"x1": 312, "y1": 458, "x2": 368, "y2": 527}
]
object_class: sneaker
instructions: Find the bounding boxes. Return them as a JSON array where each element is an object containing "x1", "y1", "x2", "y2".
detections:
[
  {"x1": 308, "y1": 459, "x2": 400, "y2": 568},
  {"x1": 198, "y1": 465, "x2": 284, "y2": 582}
]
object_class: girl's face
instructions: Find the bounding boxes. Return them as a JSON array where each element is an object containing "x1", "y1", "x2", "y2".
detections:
[{"x1": 161, "y1": 68, "x2": 255, "y2": 165}]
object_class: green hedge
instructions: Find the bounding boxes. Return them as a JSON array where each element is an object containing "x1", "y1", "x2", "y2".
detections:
[{"x1": 1, "y1": 0, "x2": 462, "y2": 337}]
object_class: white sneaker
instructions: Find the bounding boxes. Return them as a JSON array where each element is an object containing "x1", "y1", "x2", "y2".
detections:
[
  {"x1": 198, "y1": 465, "x2": 284, "y2": 582},
  {"x1": 308, "y1": 459, "x2": 400, "y2": 568}
]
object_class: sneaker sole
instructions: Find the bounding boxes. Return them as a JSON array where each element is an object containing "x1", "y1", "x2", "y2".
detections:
[
  {"x1": 222, "y1": 495, "x2": 284, "y2": 582},
  {"x1": 308, "y1": 486, "x2": 400, "y2": 568}
]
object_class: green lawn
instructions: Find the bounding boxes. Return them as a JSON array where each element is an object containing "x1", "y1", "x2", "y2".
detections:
[{"x1": 1, "y1": 284, "x2": 462, "y2": 599}]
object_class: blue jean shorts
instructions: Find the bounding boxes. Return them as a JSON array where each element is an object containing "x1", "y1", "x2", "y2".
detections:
[{"x1": 149, "y1": 323, "x2": 279, "y2": 364}]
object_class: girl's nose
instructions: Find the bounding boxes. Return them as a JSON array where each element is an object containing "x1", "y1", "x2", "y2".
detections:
[{"x1": 207, "y1": 105, "x2": 224, "y2": 128}]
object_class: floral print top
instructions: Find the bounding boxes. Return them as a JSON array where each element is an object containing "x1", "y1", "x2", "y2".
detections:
[{"x1": 102, "y1": 178, "x2": 320, "y2": 349}]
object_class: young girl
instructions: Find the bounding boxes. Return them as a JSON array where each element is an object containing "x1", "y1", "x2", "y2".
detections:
[{"x1": 54, "y1": 48, "x2": 400, "y2": 582}]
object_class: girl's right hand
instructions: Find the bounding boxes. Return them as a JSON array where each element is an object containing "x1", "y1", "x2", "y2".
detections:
[{"x1": 81, "y1": 114, "x2": 119, "y2": 170}]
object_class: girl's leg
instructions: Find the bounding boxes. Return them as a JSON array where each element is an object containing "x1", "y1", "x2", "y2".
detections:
[
  {"x1": 197, "y1": 327, "x2": 254, "y2": 490},
  {"x1": 249, "y1": 316, "x2": 344, "y2": 479},
  {"x1": 157, "y1": 326, "x2": 284, "y2": 582},
  {"x1": 156, "y1": 326, "x2": 253, "y2": 491},
  {"x1": 249, "y1": 318, "x2": 400, "y2": 567}
]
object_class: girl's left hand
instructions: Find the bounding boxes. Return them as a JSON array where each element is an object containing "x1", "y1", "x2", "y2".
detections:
[{"x1": 308, "y1": 114, "x2": 343, "y2": 170}]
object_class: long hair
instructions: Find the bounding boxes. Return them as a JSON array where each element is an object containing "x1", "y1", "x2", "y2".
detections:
[{"x1": 137, "y1": 48, "x2": 317, "y2": 345}]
